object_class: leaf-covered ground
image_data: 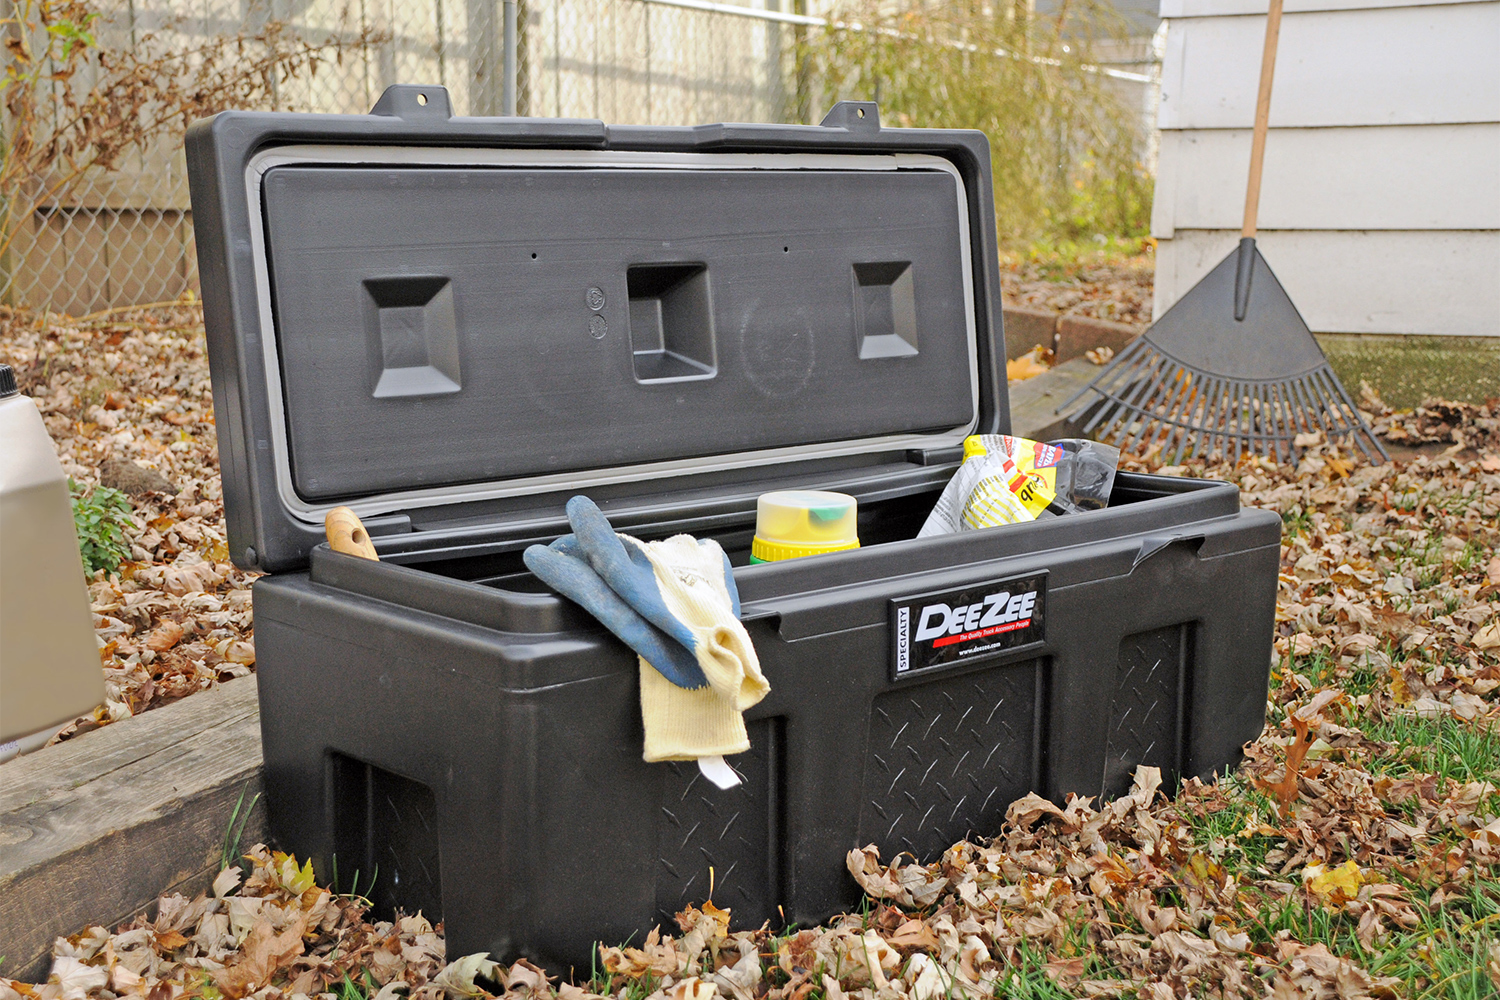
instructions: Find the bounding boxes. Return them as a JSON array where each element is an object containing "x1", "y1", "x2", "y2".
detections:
[
  {"x1": 1000, "y1": 247, "x2": 1155, "y2": 328},
  {"x1": 2, "y1": 305, "x2": 1499, "y2": 997},
  {"x1": 1, "y1": 305, "x2": 258, "y2": 741}
]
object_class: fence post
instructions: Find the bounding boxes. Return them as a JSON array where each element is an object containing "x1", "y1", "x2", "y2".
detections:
[{"x1": 503, "y1": 0, "x2": 518, "y2": 114}]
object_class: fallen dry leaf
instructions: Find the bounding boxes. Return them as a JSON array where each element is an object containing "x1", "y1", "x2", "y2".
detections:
[
  {"x1": 1476, "y1": 621, "x2": 1500, "y2": 651},
  {"x1": 1304, "y1": 861, "x2": 1363, "y2": 907},
  {"x1": 211, "y1": 916, "x2": 306, "y2": 999},
  {"x1": 143, "y1": 620, "x2": 185, "y2": 652},
  {"x1": 1254, "y1": 714, "x2": 1317, "y2": 816},
  {"x1": 1006, "y1": 348, "x2": 1050, "y2": 382}
]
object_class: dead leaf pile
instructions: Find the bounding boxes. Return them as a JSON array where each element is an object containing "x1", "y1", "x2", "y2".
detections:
[
  {"x1": 1368, "y1": 396, "x2": 1500, "y2": 455},
  {"x1": 1000, "y1": 249, "x2": 1155, "y2": 327},
  {"x1": 0, "y1": 844, "x2": 464, "y2": 1000},
  {"x1": 0, "y1": 306, "x2": 259, "y2": 740}
]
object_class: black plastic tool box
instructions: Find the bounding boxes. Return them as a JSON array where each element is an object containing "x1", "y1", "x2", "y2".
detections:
[{"x1": 186, "y1": 85, "x2": 1280, "y2": 972}]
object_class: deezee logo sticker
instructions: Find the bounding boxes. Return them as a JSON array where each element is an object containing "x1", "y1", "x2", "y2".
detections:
[{"x1": 890, "y1": 573, "x2": 1046, "y2": 678}]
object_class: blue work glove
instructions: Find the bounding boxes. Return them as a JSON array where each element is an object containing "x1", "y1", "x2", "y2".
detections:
[
  {"x1": 522, "y1": 531, "x2": 708, "y2": 689},
  {"x1": 563, "y1": 494, "x2": 742, "y2": 633}
]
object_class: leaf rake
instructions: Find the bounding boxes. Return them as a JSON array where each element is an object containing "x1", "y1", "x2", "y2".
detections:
[{"x1": 1062, "y1": 0, "x2": 1387, "y2": 467}]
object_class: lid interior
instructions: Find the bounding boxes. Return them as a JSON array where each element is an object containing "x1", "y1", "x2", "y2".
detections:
[{"x1": 251, "y1": 146, "x2": 979, "y2": 522}]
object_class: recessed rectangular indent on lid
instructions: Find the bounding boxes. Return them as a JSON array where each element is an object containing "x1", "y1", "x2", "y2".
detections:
[
  {"x1": 364, "y1": 276, "x2": 461, "y2": 398},
  {"x1": 853, "y1": 261, "x2": 918, "y2": 359},
  {"x1": 626, "y1": 263, "x2": 716, "y2": 383}
]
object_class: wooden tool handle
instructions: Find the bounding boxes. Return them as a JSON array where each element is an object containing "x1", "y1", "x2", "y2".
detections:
[
  {"x1": 1242, "y1": 0, "x2": 1284, "y2": 238},
  {"x1": 326, "y1": 506, "x2": 378, "y2": 561}
]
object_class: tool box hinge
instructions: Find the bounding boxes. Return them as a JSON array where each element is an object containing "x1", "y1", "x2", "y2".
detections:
[
  {"x1": 819, "y1": 101, "x2": 880, "y2": 134},
  {"x1": 370, "y1": 84, "x2": 454, "y2": 122}
]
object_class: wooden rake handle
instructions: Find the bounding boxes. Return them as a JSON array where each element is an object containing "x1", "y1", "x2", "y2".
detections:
[
  {"x1": 326, "y1": 506, "x2": 379, "y2": 561},
  {"x1": 1243, "y1": 0, "x2": 1285, "y2": 239}
]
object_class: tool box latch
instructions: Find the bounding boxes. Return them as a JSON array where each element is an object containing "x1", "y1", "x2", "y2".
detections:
[
  {"x1": 370, "y1": 84, "x2": 454, "y2": 121},
  {"x1": 1132, "y1": 532, "x2": 1207, "y2": 570},
  {"x1": 820, "y1": 101, "x2": 880, "y2": 134}
]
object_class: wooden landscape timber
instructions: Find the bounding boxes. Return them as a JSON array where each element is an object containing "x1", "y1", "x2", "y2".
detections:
[{"x1": 0, "y1": 676, "x2": 265, "y2": 983}]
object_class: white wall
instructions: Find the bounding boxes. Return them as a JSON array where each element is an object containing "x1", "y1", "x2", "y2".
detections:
[{"x1": 1150, "y1": 0, "x2": 1500, "y2": 338}]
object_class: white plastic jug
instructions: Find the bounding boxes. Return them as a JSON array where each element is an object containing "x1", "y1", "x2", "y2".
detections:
[{"x1": 0, "y1": 363, "x2": 104, "y2": 745}]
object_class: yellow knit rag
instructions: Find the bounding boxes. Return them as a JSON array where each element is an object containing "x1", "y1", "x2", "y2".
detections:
[{"x1": 623, "y1": 534, "x2": 770, "y2": 763}]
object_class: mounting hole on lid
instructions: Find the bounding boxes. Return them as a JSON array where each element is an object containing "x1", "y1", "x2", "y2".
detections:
[
  {"x1": 856, "y1": 108, "x2": 865, "y2": 118},
  {"x1": 417, "y1": 93, "x2": 428, "y2": 106},
  {"x1": 783, "y1": 246, "x2": 789, "y2": 253},
  {"x1": 530, "y1": 252, "x2": 538, "y2": 259}
]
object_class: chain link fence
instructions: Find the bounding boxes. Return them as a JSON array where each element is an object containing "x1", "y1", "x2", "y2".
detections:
[{"x1": 0, "y1": 0, "x2": 1158, "y2": 315}]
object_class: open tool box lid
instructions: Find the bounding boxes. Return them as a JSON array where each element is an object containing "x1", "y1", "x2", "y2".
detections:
[{"x1": 186, "y1": 85, "x2": 1012, "y2": 573}]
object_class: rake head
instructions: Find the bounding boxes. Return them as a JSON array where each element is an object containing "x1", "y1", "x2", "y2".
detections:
[{"x1": 1061, "y1": 240, "x2": 1388, "y2": 466}]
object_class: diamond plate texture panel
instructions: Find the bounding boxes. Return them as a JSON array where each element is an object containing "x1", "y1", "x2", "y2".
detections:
[
  {"x1": 1102, "y1": 625, "x2": 1184, "y2": 800},
  {"x1": 655, "y1": 718, "x2": 778, "y2": 927},
  {"x1": 858, "y1": 664, "x2": 1038, "y2": 859}
]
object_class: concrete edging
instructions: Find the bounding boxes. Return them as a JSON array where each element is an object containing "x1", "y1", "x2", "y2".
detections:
[{"x1": 1003, "y1": 307, "x2": 1142, "y2": 364}]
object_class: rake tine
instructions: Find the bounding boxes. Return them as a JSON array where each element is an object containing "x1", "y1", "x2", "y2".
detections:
[
  {"x1": 1267, "y1": 381, "x2": 1291, "y2": 464},
  {"x1": 1121, "y1": 361, "x2": 1177, "y2": 456},
  {"x1": 1314, "y1": 369, "x2": 1360, "y2": 448},
  {"x1": 1242, "y1": 380, "x2": 1266, "y2": 464},
  {"x1": 1155, "y1": 364, "x2": 1201, "y2": 458},
  {"x1": 1110, "y1": 350, "x2": 1176, "y2": 446},
  {"x1": 1251, "y1": 382, "x2": 1273, "y2": 461},
  {"x1": 1230, "y1": 382, "x2": 1246, "y2": 466},
  {"x1": 1311, "y1": 368, "x2": 1356, "y2": 436},
  {"x1": 1319, "y1": 368, "x2": 1386, "y2": 463},
  {"x1": 1206, "y1": 377, "x2": 1230, "y2": 464},
  {"x1": 1081, "y1": 398, "x2": 1123, "y2": 437},
  {"x1": 1095, "y1": 352, "x2": 1165, "y2": 446},
  {"x1": 1285, "y1": 376, "x2": 1315, "y2": 448},
  {"x1": 1081, "y1": 348, "x2": 1153, "y2": 435},
  {"x1": 1314, "y1": 367, "x2": 1362, "y2": 449},
  {"x1": 1080, "y1": 385, "x2": 1126, "y2": 437},
  {"x1": 1223, "y1": 380, "x2": 1243, "y2": 461},
  {"x1": 1338, "y1": 374, "x2": 1391, "y2": 463},
  {"x1": 1189, "y1": 375, "x2": 1222, "y2": 461},
  {"x1": 1258, "y1": 381, "x2": 1282, "y2": 463},
  {"x1": 1221, "y1": 380, "x2": 1237, "y2": 465},
  {"x1": 1292, "y1": 373, "x2": 1336, "y2": 443},
  {"x1": 1169, "y1": 371, "x2": 1204, "y2": 466},
  {"x1": 1317, "y1": 373, "x2": 1372, "y2": 462},
  {"x1": 1058, "y1": 336, "x2": 1147, "y2": 413},
  {"x1": 1279, "y1": 380, "x2": 1302, "y2": 462},
  {"x1": 1103, "y1": 351, "x2": 1166, "y2": 435}
]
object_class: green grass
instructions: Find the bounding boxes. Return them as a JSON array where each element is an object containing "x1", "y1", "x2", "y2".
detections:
[
  {"x1": 332, "y1": 970, "x2": 379, "y2": 1000},
  {"x1": 219, "y1": 784, "x2": 260, "y2": 872},
  {"x1": 1245, "y1": 879, "x2": 1499, "y2": 999},
  {"x1": 1182, "y1": 775, "x2": 1282, "y2": 872},
  {"x1": 1281, "y1": 504, "x2": 1314, "y2": 538},
  {"x1": 1008, "y1": 234, "x2": 1154, "y2": 272},
  {"x1": 328, "y1": 854, "x2": 379, "y2": 904},
  {"x1": 1360, "y1": 715, "x2": 1500, "y2": 789}
]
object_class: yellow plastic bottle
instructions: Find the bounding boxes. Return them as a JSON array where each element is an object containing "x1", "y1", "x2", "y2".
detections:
[
  {"x1": 0, "y1": 363, "x2": 104, "y2": 746},
  {"x1": 750, "y1": 490, "x2": 859, "y2": 563}
]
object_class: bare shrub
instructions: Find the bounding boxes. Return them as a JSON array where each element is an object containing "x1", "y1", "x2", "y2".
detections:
[
  {"x1": 0, "y1": 0, "x2": 386, "y2": 272},
  {"x1": 797, "y1": 0, "x2": 1153, "y2": 245}
]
